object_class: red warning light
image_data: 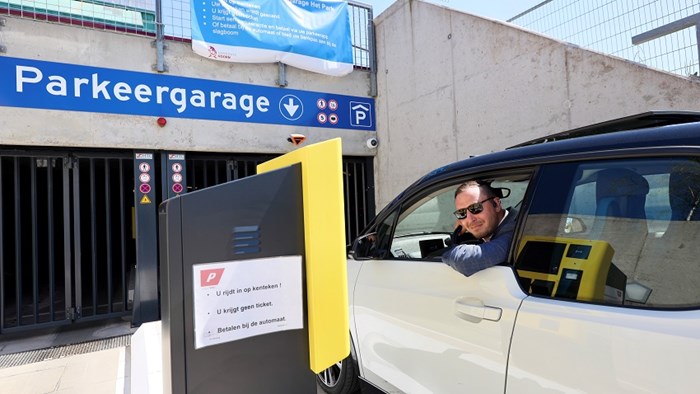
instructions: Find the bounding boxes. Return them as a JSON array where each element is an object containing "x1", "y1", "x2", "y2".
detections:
[{"x1": 157, "y1": 117, "x2": 167, "y2": 127}]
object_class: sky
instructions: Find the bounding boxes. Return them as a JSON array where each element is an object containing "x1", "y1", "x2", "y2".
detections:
[{"x1": 363, "y1": 0, "x2": 545, "y2": 21}]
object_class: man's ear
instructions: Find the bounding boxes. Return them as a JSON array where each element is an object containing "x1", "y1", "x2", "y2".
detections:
[{"x1": 492, "y1": 197, "x2": 500, "y2": 210}]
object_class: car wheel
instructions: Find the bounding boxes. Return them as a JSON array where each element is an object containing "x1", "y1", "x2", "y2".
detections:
[{"x1": 316, "y1": 352, "x2": 360, "y2": 394}]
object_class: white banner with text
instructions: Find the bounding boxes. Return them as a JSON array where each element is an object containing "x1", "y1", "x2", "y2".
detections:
[{"x1": 191, "y1": 0, "x2": 353, "y2": 77}]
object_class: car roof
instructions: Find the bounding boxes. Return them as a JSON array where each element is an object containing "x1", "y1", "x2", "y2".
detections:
[
  {"x1": 394, "y1": 112, "x2": 700, "y2": 205},
  {"x1": 508, "y1": 111, "x2": 700, "y2": 148}
]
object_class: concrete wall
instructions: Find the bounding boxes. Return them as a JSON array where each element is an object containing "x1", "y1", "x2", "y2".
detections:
[
  {"x1": 372, "y1": 0, "x2": 700, "y2": 210},
  {"x1": 4, "y1": 2, "x2": 700, "y2": 217},
  {"x1": 0, "y1": 17, "x2": 377, "y2": 156}
]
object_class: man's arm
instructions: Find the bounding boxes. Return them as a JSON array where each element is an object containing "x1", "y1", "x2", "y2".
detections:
[{"x1": 441, "y1": 231, "x2": 512, "y2": 276}]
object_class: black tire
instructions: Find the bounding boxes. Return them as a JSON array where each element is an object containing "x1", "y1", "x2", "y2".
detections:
[{"x1": 316, "y1": 352, "x2": 360, "y2": 394}]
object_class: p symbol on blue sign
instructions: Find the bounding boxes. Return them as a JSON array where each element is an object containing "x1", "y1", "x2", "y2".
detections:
[{"x1": 350, "y1": 102, "x2": 372, "y2": 128}]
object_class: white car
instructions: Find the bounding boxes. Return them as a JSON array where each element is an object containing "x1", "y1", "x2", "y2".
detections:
[{"x1": 317, "y1": 112, "x2": 700, "y2": 393}]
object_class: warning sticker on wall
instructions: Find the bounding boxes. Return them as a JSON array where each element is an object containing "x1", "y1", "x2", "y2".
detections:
[{"x1": 192, "y1": 256, "x2": 303, "y2": 349}]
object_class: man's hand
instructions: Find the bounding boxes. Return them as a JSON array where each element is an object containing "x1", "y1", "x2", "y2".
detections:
[
  {"x1": 450, "y1": 224, "x2": 482, "y2": 246},
  {"x1": 450, "y1": 225, "x2": 464, "y2": 245}
]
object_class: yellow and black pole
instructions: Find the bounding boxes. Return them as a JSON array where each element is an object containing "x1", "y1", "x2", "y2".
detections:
[{"x1": 258, "y1": 138, "x2": 350, "y2": 374}]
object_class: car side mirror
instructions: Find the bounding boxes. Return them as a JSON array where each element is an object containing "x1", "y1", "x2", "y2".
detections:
[
  {"x1": 351, "y1": 232, "x2": 377, "y2": 259},
  {"x1": 564, "y1": 217, "x2": 587, "y2": 234}
]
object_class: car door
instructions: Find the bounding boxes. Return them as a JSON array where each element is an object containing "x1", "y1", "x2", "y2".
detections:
[
  {"x1": 507, "y1": 157, "x2": 700, "y2": 393},
  {"x1": 352, "y1": 175, "x2": 531, "y2": 393}
]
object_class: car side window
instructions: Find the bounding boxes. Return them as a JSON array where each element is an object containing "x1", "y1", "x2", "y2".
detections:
[
  {"x1": 517, "y1": 157, "x2": 700, "y2": 308},
  {"x1": 390, "y1": 186, "x2": 456, "y2": 259},
  {"x1": 385, "y1": 176, "x2": 531, "y2": 261}
]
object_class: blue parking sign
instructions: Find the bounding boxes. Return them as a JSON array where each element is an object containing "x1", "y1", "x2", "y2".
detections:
[
  {"x1": 350, "y1": 102, "x2": 373, "y2": 128},
  {"x1": 0, "y1": 56, "x2": 375, "y2": 131}
]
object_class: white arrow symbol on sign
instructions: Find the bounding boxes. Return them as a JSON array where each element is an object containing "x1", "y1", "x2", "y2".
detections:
[
  {"x1": 284, "y1": 98, "x2": 299, "y2": 117},
  {"x1": 279, "y1": 94, "x2": 304, "y2": 121}
]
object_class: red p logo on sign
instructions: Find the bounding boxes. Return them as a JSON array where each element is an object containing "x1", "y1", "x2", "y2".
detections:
[{"x1": 200, "y1": 268, "x2": 225, "y2": 287}]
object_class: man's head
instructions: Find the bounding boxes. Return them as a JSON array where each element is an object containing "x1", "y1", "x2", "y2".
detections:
[{"x1": 453, "y1": 181, "x2": 505, "y2": 240}]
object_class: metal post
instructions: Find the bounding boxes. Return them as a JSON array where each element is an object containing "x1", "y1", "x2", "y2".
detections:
[
  {"x1": 0, "y1": 18, "x2": 6, "y2": 53},
  {"x1": 162, "y1": 152, "x2": 187, "y2": 199},
  {"x1": 154, "y1": 0, "x2": 167, "y2": 72},
  {"x1": 72, "y1": 159, "x2": 82, "y2": 321},
  {"x1": 696, "y1": 22, "x2": 700, "y2": 76},
  {"x1": 278, "y1": 62, "x2": 288, "y2": 87},
  {"x1": 47, "y1": 159, "x2": 55, "y2": 321},
  {"x1": 132, "y1": 152, "x2": 160, "y2": 326},
  {"x1": 631, "y1": 13, "x2": 700, "y2": 76},
  {"x1": 63, "y1": 158, "x2": 74, "y2": 322},
  {"x1": 368, "y1": 8, "x2": 378, "y2": 97},
  {"x1": 13, "y1": 158, "x2": 22, "y2": 326},
  {"x1": 0, "y1": 157, "x2": 3, "y2": 332}
]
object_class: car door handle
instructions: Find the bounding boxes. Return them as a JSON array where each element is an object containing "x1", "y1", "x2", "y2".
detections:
[{"x1": 454, "y1": 297, "x2": 502, "y2": 322}]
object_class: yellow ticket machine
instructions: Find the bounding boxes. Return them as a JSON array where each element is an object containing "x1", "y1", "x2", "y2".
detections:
[
  {"x1": 515, "y1": 236, "x2": 626, "y2": 303},
  {"x1": 160, "y1": 139, "x2": 348, "y2": 394}
]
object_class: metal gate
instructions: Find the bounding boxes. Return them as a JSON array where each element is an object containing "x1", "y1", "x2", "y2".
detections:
[
  {"x1": 0, "y1": 150, "x2": 134, "y2": 334},
  {"x1": 1, "y1": 149, "x2": 374, "y2": 334},
  {"x1": 342, "y1": 157, "x2": 375, "y2": 246}
]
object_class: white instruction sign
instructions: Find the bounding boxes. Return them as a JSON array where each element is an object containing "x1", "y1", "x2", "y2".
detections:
[{"x1": 192, "y1": 256, "x2": 303, "y2": 349}]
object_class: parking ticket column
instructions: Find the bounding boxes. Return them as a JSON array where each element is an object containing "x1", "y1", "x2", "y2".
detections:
[{"x1": 133, "y1": 152, "x2": 159, "y2": 325}]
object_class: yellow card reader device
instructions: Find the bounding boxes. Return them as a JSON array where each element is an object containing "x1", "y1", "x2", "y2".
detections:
[{"x1": 515, "y1": 236, "x2": 626, "y2": 303}]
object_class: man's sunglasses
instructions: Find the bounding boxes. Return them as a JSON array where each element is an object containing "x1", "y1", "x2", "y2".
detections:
[{"x1": 453, "y1": 197, "x2": 496, "y2": 219}]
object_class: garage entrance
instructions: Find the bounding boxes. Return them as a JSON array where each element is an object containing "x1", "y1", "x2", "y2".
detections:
[
  {"x1": 0, "y1": 148, "x2": 374, "y2": 334},
  {"x1": 0, "y1": 149, "x2": 134, "y2": 334}
]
